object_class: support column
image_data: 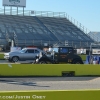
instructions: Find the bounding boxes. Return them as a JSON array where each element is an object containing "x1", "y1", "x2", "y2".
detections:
[
  {"x1": 23, "y1": 7, "x2": 24, "y2": 16},
  {"x1": 17, "y1": 7, "x2": 18, "y2": 15},
  {"x1": 10, "y1": 6, "x2": 12, "y2": 15},
  {"x1": 4, "y1": 6, "x2": 5, "y2": 15}
]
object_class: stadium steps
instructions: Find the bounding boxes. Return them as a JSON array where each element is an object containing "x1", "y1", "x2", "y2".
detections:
[
  {"x1": 37, "y1": 16, "x2": 93, "y2": 47},
  {"x1": 39, "y1": 17, "x2": 93, "y2": 41},
  {"x1": 33, "y1": 16, "x2": 59, "y2": 41},
  {"x1": 37, "y1": 17, "x2": 81, "y2": 41}
]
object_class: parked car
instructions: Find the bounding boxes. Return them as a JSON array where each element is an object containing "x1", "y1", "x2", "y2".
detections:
[{"x1": 4, "y1": 47, "x2": 43, "y2": 62}]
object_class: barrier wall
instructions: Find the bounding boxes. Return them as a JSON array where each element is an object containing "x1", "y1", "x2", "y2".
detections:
[
  {"x1": 0, "y1": 64, "x2": 100, "y2": 76},
  {"x1": 0, "y1": 90, "x2": 100, "y2": 100}
]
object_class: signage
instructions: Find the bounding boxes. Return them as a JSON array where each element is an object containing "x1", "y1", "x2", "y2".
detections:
[
  {"x1": 92, "y1": 49, "x2": 100, "y2": 54},
  {"x1": 2, "y1": 0, "x2": 26, "y2": 7}
]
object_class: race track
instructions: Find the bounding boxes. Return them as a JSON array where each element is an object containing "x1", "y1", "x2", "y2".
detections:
[
  {"x1": 0, "y1": 60, "x2": 100, "y2": 91},
  {"x1": 0, "y1": 77, "x2": 100, "y2": 91}
]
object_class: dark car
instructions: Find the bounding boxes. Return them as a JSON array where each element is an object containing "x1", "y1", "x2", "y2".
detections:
[{"x1": 34, "y1": 46, "x2": 83, "y2": 64}]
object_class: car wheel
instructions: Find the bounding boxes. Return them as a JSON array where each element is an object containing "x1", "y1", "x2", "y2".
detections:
[{"x1": 12, "y1": 56, "x2": 19, "y2": 62}]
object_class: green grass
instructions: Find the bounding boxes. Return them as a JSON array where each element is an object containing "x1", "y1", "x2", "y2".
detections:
[
  {"x1": 79, "y1": 55, "x2": 87, "y2": 61},
  {"x1": 0, "y1": 54, "x2": 4, "y2": 60}
]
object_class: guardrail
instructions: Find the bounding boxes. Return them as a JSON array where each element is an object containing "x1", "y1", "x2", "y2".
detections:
[
  {"x1": 0, "y1": 64, "x2": 100, "y2": 77},
  {"x1": 14, "y1": 39, "x2": 91, "y2": 48}
]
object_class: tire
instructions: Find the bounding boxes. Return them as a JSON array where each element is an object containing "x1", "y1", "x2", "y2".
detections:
[
  {"x1": 73, "y1": 60, "x2": 83, "y2": 64},
  {"x1": 12, "y1": 56, "x2": 19, "y2": 62}
]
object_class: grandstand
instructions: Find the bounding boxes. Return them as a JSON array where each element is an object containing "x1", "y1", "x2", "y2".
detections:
[
  {"x1": 88, "y1": 32, "x2": 100, "y2": 42},
  {"x1": 0, "y1": 9, "x2": 94, "y2": 49}
]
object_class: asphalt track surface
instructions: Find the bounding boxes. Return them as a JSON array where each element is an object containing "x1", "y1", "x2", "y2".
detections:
[
  {"x1": 0, "y1": 60, "x2": 100, "y2": 91},
  {"x1": 0, "y1": 77, "x2": 100, "y2": 91}
]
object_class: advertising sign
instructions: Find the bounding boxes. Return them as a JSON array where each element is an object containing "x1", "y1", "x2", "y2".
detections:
[
  {"x1": 2, "y1": 0, "x2": 26, "y2": 7},
  {"x1": 92, "y1": 49, "x2": 100, "y2": 54}
]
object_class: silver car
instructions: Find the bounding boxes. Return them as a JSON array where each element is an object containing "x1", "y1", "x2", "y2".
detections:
[{"x1": 4, "y1": 48, "x2": 43, "y2": 62}]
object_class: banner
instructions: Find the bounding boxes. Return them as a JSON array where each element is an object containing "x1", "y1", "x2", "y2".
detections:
[
  {"x1": 2, "y1": 0, "x2": 26, "y2": 7},
  {"x1": 92, "y1": 49, "x2": 100, "y2": 54}
]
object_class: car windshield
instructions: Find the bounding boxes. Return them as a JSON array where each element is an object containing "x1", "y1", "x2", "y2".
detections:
[
  {"x1": 53, "y1": 48, "x2": 58, "y2": 53},
  {"x1": 19, "y1": 49, "x2": 26, "y2": 53}
]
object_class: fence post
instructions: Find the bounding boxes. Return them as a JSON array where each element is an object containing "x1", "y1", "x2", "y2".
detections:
[
  {"x1": 83, "y1": 26, "x2": 84, "y2": 32},
  {"x1": 66, "y1": 13, "x2": 67, "y2": 19},
  {"x1": 25, "y1": 39, "x2": 26, "y2": 46},
  {"x1": 41, "y1": 40, "x2": 42, "y2": 46},
  {"x1": 72, "y1": 41, "x2": 73, "y2": 46},
  {"x1": 74, "y1": 19, "x2": 75, "y2": 25},
  {"x1": 80, "y1": 41, "x2": 81, "y2": 46},
  {"x1": 33, "y1": 40, "x2": 34, "y2": 46}
]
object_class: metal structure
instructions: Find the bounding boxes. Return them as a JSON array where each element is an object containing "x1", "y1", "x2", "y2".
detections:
[
  {"x1": 89, "y1": 43, "x2": 100, "y2": 55},
  {"x1": 3, "y1": 0, "x2": 26, "y2": 16},
  {"x1": 0, "y1": 9, "x2": 94, "y2": 49},
  {"x1": 88, "y1": 32, "x2": 100, "y2": 42}
]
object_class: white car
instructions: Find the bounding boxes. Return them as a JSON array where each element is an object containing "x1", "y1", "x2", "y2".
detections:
[{"x1": 4, "y1": 48, "x2": 43, "y2": 62}]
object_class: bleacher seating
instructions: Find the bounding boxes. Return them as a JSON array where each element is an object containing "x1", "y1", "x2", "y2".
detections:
[
  {"x1": 0, "y1": 15, "x2": 94, "y2": 47},
  {"x1": 88, "y1": 32, "x2": 100, "y2": 42},
  {"x1": 37, "y1": 16, "x2": 93, "y2": 47}
]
